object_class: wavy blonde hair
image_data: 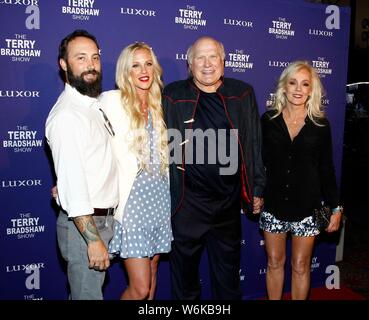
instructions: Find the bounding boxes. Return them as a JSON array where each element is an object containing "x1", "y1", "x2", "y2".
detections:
[
  {"x1": 115, "y1": 42, "x2": 168, "y2": 174},
  {"x1": 270, "y1": 60, "x2": 326, "y2": 125}
]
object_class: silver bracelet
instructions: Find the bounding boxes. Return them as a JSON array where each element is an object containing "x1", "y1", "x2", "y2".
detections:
[{"x1": 332, "y1": 206, "x2": 343, "y2": 214}]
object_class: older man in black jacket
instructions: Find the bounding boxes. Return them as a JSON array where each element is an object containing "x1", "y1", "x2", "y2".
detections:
[{"x1": 163, "y1": 36, "x2": 265, "y2": 300}]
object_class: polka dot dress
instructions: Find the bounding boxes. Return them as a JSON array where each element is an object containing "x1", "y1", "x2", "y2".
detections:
[{"x1": 109, "y1": 113, "x2": 172, "y2": 258}]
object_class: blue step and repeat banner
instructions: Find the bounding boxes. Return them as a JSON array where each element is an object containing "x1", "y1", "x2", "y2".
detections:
[{"x1": 0, "y1": 0, "x2": 350, "y2": 300}]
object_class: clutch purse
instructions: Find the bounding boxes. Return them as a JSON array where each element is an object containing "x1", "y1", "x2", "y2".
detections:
[{"x1": 313, "y1": 205, "x2": 332, "y2": 231}]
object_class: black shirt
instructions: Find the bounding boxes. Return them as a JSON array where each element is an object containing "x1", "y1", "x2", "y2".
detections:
[
  {"x1": 185, "y1": 90, "x2": 241, "y2": 201},
  {"x1": 261, "y1": 110, "x2": 339, "y2": 221}
]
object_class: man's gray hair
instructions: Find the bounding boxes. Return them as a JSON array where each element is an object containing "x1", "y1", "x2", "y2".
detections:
[{"x1": 186, "y1": 36, "x2": 226, "y2": 76}]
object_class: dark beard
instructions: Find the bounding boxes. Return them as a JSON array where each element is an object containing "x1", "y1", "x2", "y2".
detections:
[{"x1": 66, "y1": 64, "x2": 102, "y2": 98}]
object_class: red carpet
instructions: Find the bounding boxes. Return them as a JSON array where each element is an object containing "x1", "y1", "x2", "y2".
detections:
[{"x1": 281, "y1": 286, "x2": 366, "y2": 300}]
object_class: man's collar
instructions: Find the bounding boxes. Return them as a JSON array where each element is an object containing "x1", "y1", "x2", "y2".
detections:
[{"x1": 64, "y1": 83, "x2": 98, "y2": 106}]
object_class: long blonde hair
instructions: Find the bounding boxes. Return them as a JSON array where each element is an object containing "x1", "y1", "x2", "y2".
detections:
[
  {"x1": 271, "y1": 60, "x2": 325, "y2": 125},
  {"x1": 115, "y1": 42, "x2": 168, "y2": 173}
]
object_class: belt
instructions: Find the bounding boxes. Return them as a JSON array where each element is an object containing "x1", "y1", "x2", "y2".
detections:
[{"x1": 93, "y1": 208, "x2": 115, "y2": 216}]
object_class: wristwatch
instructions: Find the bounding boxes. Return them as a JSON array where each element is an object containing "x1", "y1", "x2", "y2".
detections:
[{"x1": 332, "y1": 205, "x2": 343, "y2": 214}]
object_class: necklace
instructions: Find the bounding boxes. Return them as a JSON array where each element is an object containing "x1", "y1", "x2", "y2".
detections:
[
  {"x1": 284, "y1": 110, "x2": 306, "y2": 126},
  {"x1": 290, "y1": 117, "x2": 302, "y2": 125},
  {"x1": 140, "y1": 102, "x2": 148, "y2": 114}
]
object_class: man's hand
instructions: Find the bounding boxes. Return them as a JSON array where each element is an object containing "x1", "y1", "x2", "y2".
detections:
[
  {"x1": 51, "y1": 186, "x2": 58, "y2": 200},
  {"x1": 253, "y1": 196, "x2": 264, "y2": 214},
  {"x1": 87, "y1": 240, "x2": 110, "y2": 270},
  {"x1": 73, "y1": 215, "x2": 110, "y2": 271}
]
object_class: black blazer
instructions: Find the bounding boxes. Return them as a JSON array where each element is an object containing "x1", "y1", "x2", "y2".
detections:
[{"x1": 261, "y1": 110, "x2": 339, "y2": 221}]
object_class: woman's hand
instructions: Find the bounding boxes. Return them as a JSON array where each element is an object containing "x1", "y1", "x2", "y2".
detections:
[
  {"x1": 253, "y1": 196, "x2": 264, "y2": 214},
  {"x1": 326, "y1": 212, "x2": 342, "y2": 233}
]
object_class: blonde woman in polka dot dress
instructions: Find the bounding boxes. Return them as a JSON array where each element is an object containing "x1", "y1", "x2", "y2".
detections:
[{"x1": 99, "y1": 42, "x2": 172, "y2": 300}]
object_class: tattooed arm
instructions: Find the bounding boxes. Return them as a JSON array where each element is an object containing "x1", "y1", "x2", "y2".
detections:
[{"x1": 73, "y1": 215, "x2": 110, "y2": 270}]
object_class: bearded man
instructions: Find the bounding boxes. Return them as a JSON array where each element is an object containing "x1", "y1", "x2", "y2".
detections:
[{"x1": 45, "y1": 30, "x2": 119, "y2": 300}]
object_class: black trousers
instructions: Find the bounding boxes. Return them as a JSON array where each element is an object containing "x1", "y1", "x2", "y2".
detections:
[{"x1": 169, "y1": 187, "x2": 242, "y2": 300}]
